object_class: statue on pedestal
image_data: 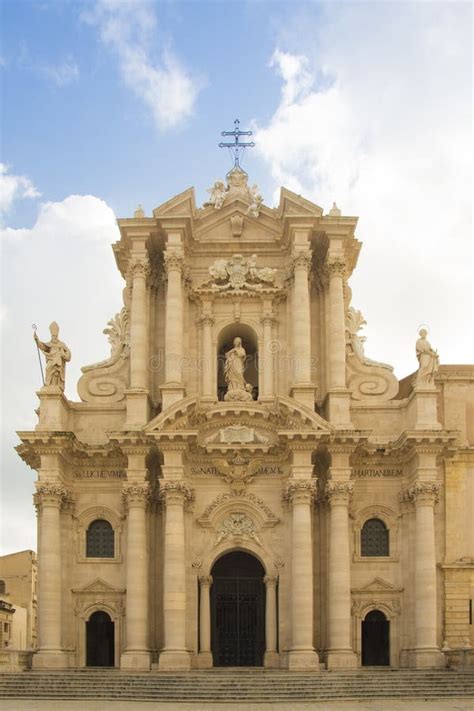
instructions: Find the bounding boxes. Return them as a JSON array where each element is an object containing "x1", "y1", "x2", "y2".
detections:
[
  {"x1": 223, "y1": 337, "x2": 253, "y2": 401},
  {"x1": 415, "y1": 328, "x2": 439, "y2": 386},
  {"x1": 34, "y1": 322, "x2": 71, "y2": 391}
]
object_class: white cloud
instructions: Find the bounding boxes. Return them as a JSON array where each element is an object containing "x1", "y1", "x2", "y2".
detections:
[
  {"x1": 41, "y1": 58, "x2": 79, "y2": 87},
  {"x1": 255, "y1": 2, "x2": 472, "y2": 377},
  {"x1": 83, "y1": 0, "x2": 201, "y2": 129},
  {"x1": 1, "y1": 193, "x2": 124, "y2": 553},
  {"x1": 0, "y1": 164, "x2": 41, "y2": 214}
]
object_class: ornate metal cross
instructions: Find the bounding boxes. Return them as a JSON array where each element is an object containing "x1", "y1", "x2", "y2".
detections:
[{"x1": 219, "y1": 119, "x2": 255, "y2": 168}]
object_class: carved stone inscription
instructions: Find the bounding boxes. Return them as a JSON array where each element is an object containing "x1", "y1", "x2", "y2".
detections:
[{"x1": 74, "y1": 469, "x2": 126, "y2": 480}]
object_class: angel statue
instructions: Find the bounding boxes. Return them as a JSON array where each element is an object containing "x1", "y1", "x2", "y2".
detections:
[
  {"x1": 205, "y1": 180, "x2": 227, "y2": 210},
  {"x1": 415, "y1": 328, "x2": 439, "y2": 386},
  {"x1": 34, "y1": 322, "x2": 71, "y2": 391},
  {"x1": 247, "y1": 184, "x2": 263, "y2": 218},
  {"x1": 223, "y1": 337, "x2": 253, "y2": 401}
]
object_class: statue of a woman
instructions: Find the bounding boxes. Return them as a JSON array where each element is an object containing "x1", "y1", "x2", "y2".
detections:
[
  {"x1": 223, "y1": 337, "x2": 253, "y2": 401},
  {"x1": 415, "y1": 328, "x2": 439, "y2": 386},
  {"x1": 34, "y1": 322, "x2": 71, "y2": 391}
]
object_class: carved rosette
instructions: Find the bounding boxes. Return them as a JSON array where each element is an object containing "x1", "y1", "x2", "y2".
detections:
[
  {"x1": 159, "y1": 480, "x2": 194, "y2": 507},
  {"x1": 34, "y1": 482, "x2": 71, "y2": 511},
  {"x1": 325, "y1": 481, "x2": 354, "y2": 506},
  {"x1": 325, "y1": 257, "x2": 346, "y2": 280},
  {"x1": 122, "y1": 482, "x2": 150, "y2": 509},
  {"x1": 127, "y1": 257, "x2": 151, "y2": 283},
  {"x1": 198, "y1": 575, "x2": 213, "y2": 588},
  {"x1": 283, "y1": 479, "x2": 317, "y2": 505},
  {"x1": 403, "y1": 481, "x2": 440, "y2": 506},
  {"x1": 163, "y1": 251, "x2": 184, "y2": 274},
  {"x1": 292, "y1": 251, "x2": 312, "y2": 274}
]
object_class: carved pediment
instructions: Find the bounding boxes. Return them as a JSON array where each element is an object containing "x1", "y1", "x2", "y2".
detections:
[
  {"x1": 72, "y1": 578, "x2": 124, "y2": 595},
  {"x1": 352, "y1": 577, "x2": 403, "y2": 595}
]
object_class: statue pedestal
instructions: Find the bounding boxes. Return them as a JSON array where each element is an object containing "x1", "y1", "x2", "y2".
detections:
[
  {"x1": 35, "y1": 389, "x2": 69, "y2": 431},
  {"x1": 408, "y1": 386, "x2": 442, "y2": 430},
  {"x1": 290, "y1": 383, "x2": 316, "y2": 411}
]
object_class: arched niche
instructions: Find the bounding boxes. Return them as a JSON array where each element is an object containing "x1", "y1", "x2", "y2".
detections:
[{"x1": 217, "y1": 323, "x2": 259, "y2": 401}]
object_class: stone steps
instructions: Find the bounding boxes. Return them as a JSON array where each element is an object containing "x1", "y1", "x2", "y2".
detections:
[{"x1": 1, "y1": 670, "x2": 473, "y2": 701}]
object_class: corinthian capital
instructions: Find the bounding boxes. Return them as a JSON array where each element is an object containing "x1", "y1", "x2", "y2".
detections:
[
  {"x1": 122, "y1": 482, "x2": 150, "y2": 509},
  {"x1": 163, "y1": 251, "x2": 184, "y2": 274},
  {"x1": 325, "y1": 480, "x2": 353, "y2": 505},
  {"x1": 292, "y1": 251, "x2": 312, "y2": 273},
  {"x1": 127, "y1": 256, "x2": 151, "y2": 282},
  {"x1": 160, "y1": 480, "x2": 194, "y2": 506},
  {"x1": 405, "y1": 481, "x2": 439, "y2": 505},
  {"x1": 283, "y1": 479, "x2": 316, "y2": 505},
  {"x1": 34, "y1": 482, "x2": 70, "y2": 510},
  {"x1": 325, "y1": 257, "x2": 346, "y2": 279}
]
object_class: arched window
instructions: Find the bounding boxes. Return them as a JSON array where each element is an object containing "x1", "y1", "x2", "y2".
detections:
[
  {"x1": 86, "y1": 519, "x2": 114, "y2": 558},
  {"x1": 361, "y1": 518, "x2": 389, "y2": 557},
  {"x1": 0, "y1": 580, "x2": 5, "y2": 594}
]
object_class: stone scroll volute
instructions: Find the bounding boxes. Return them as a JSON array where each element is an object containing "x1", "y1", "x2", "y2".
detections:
[{"x1": 77, "y1": 289, "x2": 131, "y2": 403}]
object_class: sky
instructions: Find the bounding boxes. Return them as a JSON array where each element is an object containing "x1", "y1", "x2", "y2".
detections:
[{"x1": 0, "y1": 0, "x2": 472, "y2": 555}]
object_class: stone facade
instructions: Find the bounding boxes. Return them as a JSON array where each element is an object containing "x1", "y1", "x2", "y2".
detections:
[
  {"x1": 16, "y1": 168, "x2": 474, "y2": 670},
  {"x1": 0, "y1": 550, "x2": 38, "y2": 649}
]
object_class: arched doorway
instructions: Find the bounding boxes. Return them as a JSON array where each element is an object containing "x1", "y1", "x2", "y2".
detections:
[
  {"x1": 362, "y1": 609, "x2": 390, "y2": 666},
  {"x1": 86, "y1": 610, "x2": 115, "y2": 667},
  {"x1": 211, "y1": 551, "x2": 265, "y2": 666}
]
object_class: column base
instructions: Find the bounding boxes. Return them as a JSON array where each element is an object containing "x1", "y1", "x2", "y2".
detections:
[
  {"x1": 125, "y1": 389, "x2": 150, "y2": 428},
  {"x1": 290, "y1": 383, "x2": 316, "y2": 410},
  {"x1": 326, "y1": 649, "x2": 358, "y2": 670},
  {"x1": 195, "y1": 651, "x2": 213, "y2": 668},
  {"x1": 161, "y1": 383, "x2": 186, "y2": 410},
  {"x1": 120, "y1": 650, "x2": 151, "y2": 670},
  {"x1": 325, "y1": 389, "x2": 352, "y2": 428},
  {"x1": 406, "y1": 648, "x2": 446, "y2": 668},
  {"x1": 288, "y1": 649, "x2": 320, "y2": 670},
  {"x1": 32, "y1": 650, "x2": 70, "y2": 669},
  {"x1": 158, "y1": 650, "x2": 191, "y2": 671},
  {"x1": 264, "y1": 651, "x2": 280, "y2": 668}
]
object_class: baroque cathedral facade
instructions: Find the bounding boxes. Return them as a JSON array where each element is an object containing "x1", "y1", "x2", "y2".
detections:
[{"x1": 17, "y1": 166, "x2": 473, "y2": 671}]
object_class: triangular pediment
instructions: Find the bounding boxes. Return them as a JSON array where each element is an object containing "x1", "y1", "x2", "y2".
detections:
[
  {"x1": 352, "y1": 577, "x2": 403, "y2": 594},
  {"x1": 278, "y1": 187, "x2": 324, "y2": 217},
  {"x1": 194, "y1": 200, "x2": 281, "y2": 244},
  {"x1": 152, "y1": 187, "x2": 196, "y2": 218},
  {"x1": 73, "y1": 578, "x2": 124, "y2": 594}
]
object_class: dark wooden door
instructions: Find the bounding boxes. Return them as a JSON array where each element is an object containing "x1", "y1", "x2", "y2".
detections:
[
  {"x1": 211, "y1": 552, "x2": 265, "y2": 666},
  {"x1": 362, "y1": 609, "x2": 390, "y2": 666},
  {"x1": 86, "y1": 611, "x2": 115, "y2": 667}
]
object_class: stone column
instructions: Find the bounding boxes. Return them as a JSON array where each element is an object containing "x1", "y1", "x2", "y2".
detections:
[
  {"x1": 326, "y1": 481, "x2": 358, "y2": 669},
  {"x1": 121, "y1": 482, "x2": 151, "y2": 670},
  {"x1": 159, "y1": 480, "x2": 193, "y2": 670},
  {"x1": 261, "y1": 309, "x2": 275, "y2": 400},
  {"x1": 291, "y1": 250, "x2": 314, "y2": 408},
  {"x1": 200, "y1": 310, "x2": 215, "y2": 400},
  {"x1": 198, "y1": 575, "x2": 213, "y2": 667},
  {"x1": 32, "y1": 483, "x2": 68, "y2": 669},
  {"x1": 162, "y1": 250, "x2": 186, "y2": 408},
  {"x1": 325, "y1": 257, "x2": 351, "y2": 426},
  {"x1": 264, "y1": 575, "x2": 279, "y2": 667},
  {"x1": 285, "y1": 479, "x2": 319, "y2": 670},
  {"x1": 126, "y1": 256, "x2": 150, "y2": 426},
  {"x1": 408, "y1": 481, "x2": 444, "y2": 667}
]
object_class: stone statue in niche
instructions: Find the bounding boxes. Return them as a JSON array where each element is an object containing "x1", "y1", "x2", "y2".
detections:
[
  {"x1": 224, "y1": 337, "x2": 253, "y2": 402},
  {"x1": 34, "y1": 322, "x2": 71, "y2": 391},
  {"x1": 415, "y1": 328, "x2": 439, "y2": 386}
]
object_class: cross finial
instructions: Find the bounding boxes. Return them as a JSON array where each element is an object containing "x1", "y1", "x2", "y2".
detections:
[{"x1": 219, "y1": 118, "x2": 255, "y2": 168}]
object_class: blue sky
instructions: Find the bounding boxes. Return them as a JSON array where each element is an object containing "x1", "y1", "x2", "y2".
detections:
[{"x1": 0, "y1": 0, "x2": 472, "y2": 554}]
